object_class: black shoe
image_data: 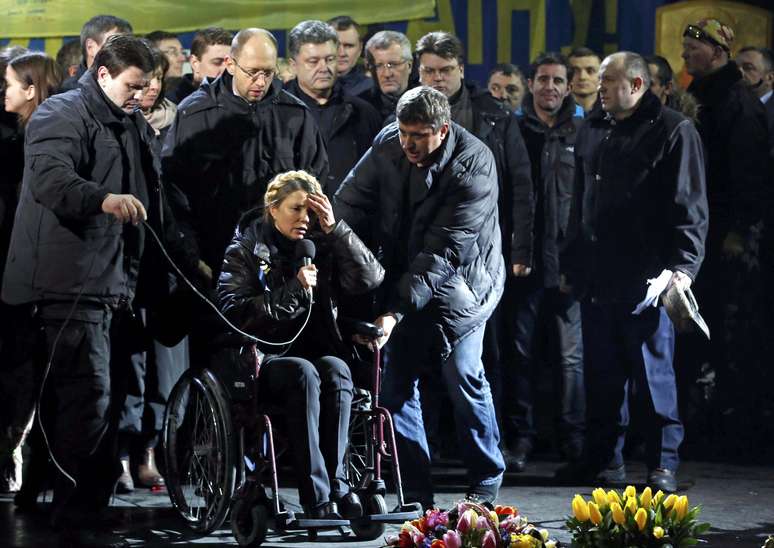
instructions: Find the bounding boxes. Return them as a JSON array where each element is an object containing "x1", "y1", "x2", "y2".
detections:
[
  {"x1": 332, "y1": 491, "x2": 363, "y2": 519},
  {"x1": 304, "y1": 501, "x2": 342, "y2": 520},
  {"x1": 503, "y1": 439, "x2": 531, "y2": 473},
  {"x1": 596, "y1": 464, "x2": 627, "y2": 486},
  {"x1": 648, "y1": 468, "x2": 678, "y2": 493},
  {"x1": 554, "y1": 462, "x2": 626, "y2": 486},
  {"x1": 465, "y1": 479, "x2": 500, "y2": 508},
  {"x1": 13, "y1": 489, "x2": 39, "y2": 513}
]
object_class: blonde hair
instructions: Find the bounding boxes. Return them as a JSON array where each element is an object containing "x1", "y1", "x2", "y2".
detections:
[{"x1": 263, "y1": 170, "x2": 323, "y2": 221}]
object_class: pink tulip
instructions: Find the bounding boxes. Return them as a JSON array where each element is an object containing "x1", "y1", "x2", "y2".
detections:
[
  {"x1": 482, "y1": 530, "x2": 497, "y2": 548},
  {"x1": 457, "y1": 509, "x2": 473, "y2": 533},
  {"x1": 477, "y1": 516, "x2": 489, "y2": 530},
  {"x1": 443, "y1": 530, "x2": 462, "y2": 548}
]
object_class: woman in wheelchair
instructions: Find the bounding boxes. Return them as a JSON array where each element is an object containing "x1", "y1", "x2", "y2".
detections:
[{"x1": 217, "y1": 170, "x2": 384, "y2": 521}]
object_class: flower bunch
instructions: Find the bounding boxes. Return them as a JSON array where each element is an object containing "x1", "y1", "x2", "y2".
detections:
[
  {"x1": 384, "y1": 501, "x2": 559, "y2": 548},
  {"x1": 566, "y1": 486, "x2": 710, "y2": 547}
]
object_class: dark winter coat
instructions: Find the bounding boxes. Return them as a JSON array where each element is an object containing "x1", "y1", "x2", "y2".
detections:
[
  {"x1": 518, "y1": 94, "x2": 583, "y2": 287},
  {"x1": 165, "y1": 73, "x2": 199, "y2": 105},
  {"x1": 2, "y1": 71, "x2": 181, "y2": 309},
  {"x1": 0, "y1": 111, "x2": 23, "y2": 274},
  {"x1": 284, "y1": 79, "x2": 382, "y2": 196},
  {"x1": 688, "y1": 61, "x2": 771, "y2": 237},
  {"x1": 160, "y1": 72, "x2": 328, "y2": 277},
  {"x1": 333, "y1": 122, "x2": 505, "y2": 359},
  {"x1": 565, "y1": 90, "x2": 708, "y2": 305},
  {"x1": 451, "y1": 82, "x2": 534, "y2": 267},
  {"x1": 338, "y1": 65, "x2": 374, "y2": 97},
  {"x1": 217, "y1": 211, "x2": 384, "y2": 361},
  {"x1": 357, "y1": 85, "x2": 400, "y2": 124}
]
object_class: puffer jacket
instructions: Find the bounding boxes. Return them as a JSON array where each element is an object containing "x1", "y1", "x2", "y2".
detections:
[
  {"x1": 334, "y1": 122, "x2": 505, "y2": 359},
  {"x1": 217, "y1": 209, "x2": 384, "y2": 361}
]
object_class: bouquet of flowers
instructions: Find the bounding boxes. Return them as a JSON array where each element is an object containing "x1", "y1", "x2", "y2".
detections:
[
  {"x1": 565, "y1": 486, "x2": 710, "y2": 547},
  {"x1": 383, "y1": 501, "x2": 559, "y2": 547}
]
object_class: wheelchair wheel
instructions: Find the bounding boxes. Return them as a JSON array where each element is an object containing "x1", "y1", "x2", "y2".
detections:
[
  {"x1": 162, "y1": 369, "x2": 236, "y2": 533},
  {"x1": 350, "y1": 493, "x2": 387, "y2": 540},
  {"x1": 231, "y1": 499, "x2": 268, "y2": 547}
]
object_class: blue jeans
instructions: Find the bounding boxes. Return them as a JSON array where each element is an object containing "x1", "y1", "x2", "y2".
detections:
[
  {"x1": 582, "y1": 302, "x2": 683, "y2": 472},
  {"x1": 382, "y1": 313, "x2": 504, "y2": 506}
]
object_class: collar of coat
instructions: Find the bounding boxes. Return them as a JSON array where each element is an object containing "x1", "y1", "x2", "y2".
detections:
[
  {"x1": 78, "y1": 70, "x2": 135, "y2": 125},
  {"x1": 687, "y1": 60, "x2": 743, "y2": 106},
  {"x1": 587, "y1": 88, "x2": 663, "y2": 127},
  {"x1": 179, "y1": 70, "x2": 309, "y2": 117},
  {"x1": 520, "y1": 92, "x2": 580, "y2": 134}
]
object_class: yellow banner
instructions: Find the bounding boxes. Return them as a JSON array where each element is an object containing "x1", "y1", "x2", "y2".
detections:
[{"x1": 0, "y1": 0, "x2": 436, "y2": 38}]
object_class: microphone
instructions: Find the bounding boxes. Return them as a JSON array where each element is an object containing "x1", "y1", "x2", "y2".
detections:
[{"x1": 294, "y1": 240, "x2": 316, "y2": 298}]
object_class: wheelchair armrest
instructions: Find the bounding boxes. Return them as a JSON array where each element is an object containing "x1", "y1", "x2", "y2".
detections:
[{"x1": 339, "y1": 317, "x2": 384, "y2": 339}]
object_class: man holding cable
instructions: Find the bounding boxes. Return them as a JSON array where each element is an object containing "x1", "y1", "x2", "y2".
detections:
[{"x1": 2, "y1": 35, "x2": 169, "y2": 548}]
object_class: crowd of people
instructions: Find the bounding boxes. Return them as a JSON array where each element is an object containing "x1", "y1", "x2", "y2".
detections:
[{"x1": 0, "y1": 11, "x2": 772, "y2": 548}]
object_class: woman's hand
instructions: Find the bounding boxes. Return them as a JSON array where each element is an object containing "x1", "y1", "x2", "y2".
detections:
[
  {"x1": 307, "y1": 193, "x2": 336, "y2": 233},
  {"x1": 297, "y1": 264, "x2": 318, "y2": 289}
]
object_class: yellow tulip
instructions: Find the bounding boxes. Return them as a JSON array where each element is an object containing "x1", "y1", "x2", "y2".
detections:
[
  {"x1": 653, "y1": 490, "x2": 665, "y2": 506},
  {"x1": 675, "y1": 495, "x2": 689, "y2": 520},
  {"x1": 588, "y1": 502, "x2": 603, "y2": 525},
  {"x1": 592, "y1": 488, "x2": 609, "y2": 509},
  {"x1": 634, "y1": 507, "x2": 648, "y2": 531},
  {"x1": 624, "y1": 485, "x2": 636, "y2": 499},
  {"x1": 640, "y1": 486, "x2": 653, "y2": 508},
  {"x1": 610, "y1": 502, "x2": 625, "y2": 525},
  {"x1": 572, "y1": 494, "x2": 590, "y2": 522},
  {"x1": 663, "y1": 494, "x2": 678, "y2": 510},
  {"x1": 607, "y1": 490, "x2": 622, "y2": 506},
  {"x1": 625, "y1": 497, "x2": 637, "y2": 515},
  {"x1": 653, "y1": 526, "x2": 665, "y2": 539}
]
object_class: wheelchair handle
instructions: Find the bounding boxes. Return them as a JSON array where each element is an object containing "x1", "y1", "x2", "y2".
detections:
[{"x1": 348, "y1": 319, "x2": 384, "y2": 339}]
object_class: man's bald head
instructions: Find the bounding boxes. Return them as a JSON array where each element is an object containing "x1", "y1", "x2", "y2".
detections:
[
  {"x1": 231, "y1": 28, "x2": 278, "y2": 59},
  {"x1": 226, "y1": 28, "x2": 279, "y2": 103},
  {"x1": 598, "y1": 51, "x2": 650, "y2": 119}
]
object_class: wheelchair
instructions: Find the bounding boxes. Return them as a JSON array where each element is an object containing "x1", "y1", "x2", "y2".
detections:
[{"x1": 161, "y1": 320, "x2": 422, "y2": 546}]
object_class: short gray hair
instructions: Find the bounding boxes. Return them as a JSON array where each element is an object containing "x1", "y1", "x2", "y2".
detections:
[
  {"x1": 365, "y1": 30, "x2": 411, "y2": 65},
  {"x1": 618, "y1": 51, "x2": 652, "y2": 89},
  {"x1": 288, "y1": 20, "x2": 338, "y2": 59},
  {"x1": 396, "y1": 86, "x2": 450, "y2": 131}
]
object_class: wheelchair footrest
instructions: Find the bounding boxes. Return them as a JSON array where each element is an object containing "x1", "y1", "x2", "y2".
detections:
[
  {"x1": 366, "y1": 511, "x2": 422, "y2": 523},
  {"x1": 291, "y1": 517, "x2": 351, "y2": 528}
]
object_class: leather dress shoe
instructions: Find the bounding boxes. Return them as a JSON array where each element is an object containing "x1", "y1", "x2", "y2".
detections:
[
  {"x1": 596, "y1": 463, "x2": 627, "y2": 485},
  {"x1": 305, "y1": 501, "x2": 342, "y2": 520},
  {"x1": 332, "y1": 491, "x2": 363, "y2": 519},
  {"x1": 503, "y1": 439, "x2": 532, "y2": 473},
  {"x1": 648, "y1": 468, "x2": 678, "y2": 493}
]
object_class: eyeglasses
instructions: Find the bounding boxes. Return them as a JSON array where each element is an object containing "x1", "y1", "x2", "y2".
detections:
[
  {"x1": 232, "y1": 57, "x2": 275, "y2": 81},
  {"x1": 419, "y1": 65, "x2": 460, "y2": 78},
  {"x1": 683, "y1": 25, "x2": 729, "y2": 52},
  {"x1": 371, "y1": 59, "x2": 409, "y2": 73}
]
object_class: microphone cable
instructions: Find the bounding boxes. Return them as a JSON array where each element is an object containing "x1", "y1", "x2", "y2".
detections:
[{"x1": 35, "y1": 217, "x2": 315, "y2": 493}]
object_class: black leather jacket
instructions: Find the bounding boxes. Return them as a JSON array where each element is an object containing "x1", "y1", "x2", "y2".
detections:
[{"x1": 217, "y1": 209, "x2": 384, "y2": 361}]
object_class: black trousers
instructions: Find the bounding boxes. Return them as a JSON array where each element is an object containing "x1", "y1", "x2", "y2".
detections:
[
  {"x1": 36, "y1": 305, "x2": 123, "y2": 521},
  {"x1": 258, "y1": 355, "x2": 353, "y2": 507}
]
